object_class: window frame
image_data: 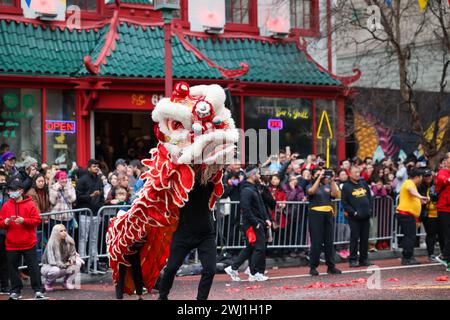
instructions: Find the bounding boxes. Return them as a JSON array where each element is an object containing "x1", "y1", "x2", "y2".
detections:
[
  {"x1": 289, "y1": 0, "x2": 320, "y2": 38},
  {"x1": 0, "y1": 0, "x2": 104, "y2": 20},
  {"x1": 224, "y1": 0, "x2": 259, "y2": 34}
]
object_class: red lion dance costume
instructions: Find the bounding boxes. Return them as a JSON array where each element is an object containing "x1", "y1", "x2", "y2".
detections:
[{"x1": 107, "y1": 82, "x2": 238, "y2": 294}]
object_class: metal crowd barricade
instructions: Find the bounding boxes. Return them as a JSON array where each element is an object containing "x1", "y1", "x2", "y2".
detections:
[
  {"x1": 92, "y1": 205, "x2": 132, "y2": 274},
  {"x1": 26, "y1": 208, "x2": 94, "y2": 271},
  {"x1": 214, "y1": 196, "x2": 398, "y2": 251}
]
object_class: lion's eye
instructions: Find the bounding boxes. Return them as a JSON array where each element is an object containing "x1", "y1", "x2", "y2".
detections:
[{"x1": 170, "y1": 120, "x2": 184, "y2": 131}]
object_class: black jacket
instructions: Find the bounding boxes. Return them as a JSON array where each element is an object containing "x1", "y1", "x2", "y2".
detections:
[
  {"x1": 15, "y1": 170, "x2": 33, "y2": 193},
  {"x1": 341, "y1": 179, "x2": 372, "y2": 220},
  {"x1": 75, "y1": 172, "x2": 104, "y2": 214},
  {"x1": 239, "y1": 181, "x2": 270, "y2": 228},
  {"x1": 177, "y1": 180, "x2": 215, "y2": 235}
]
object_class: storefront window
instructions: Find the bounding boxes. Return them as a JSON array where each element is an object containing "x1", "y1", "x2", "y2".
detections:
[
  {"x1": 315, "y1": 99, "x2": 337, "y2": 166},
  {"x1": 0, "y1": 88, "x2": 42, "y2": 162},
  {"x1": 67, "y1": 0, "x2": 97, "y2": 11},
  {"x1": 244, "y1": 97, "x2": 313, "y2": 163},
  {"x1": 45, "y1": 90, "x2": 76, "y2": 170},
  {"x1": 0, "y1": 0, "x2": 14, "y2": 6}
]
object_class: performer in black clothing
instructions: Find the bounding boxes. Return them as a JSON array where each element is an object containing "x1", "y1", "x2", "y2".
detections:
[
  {"x1": 341, "y1": 166, "x2": 373, "y2": 268},
  {"x1": 115, "y1": 242, "x2": 145, "y2": 300},
  {"x1": 306, "y1": 168, "x2": 342, "y2": 276},
  {"x1": 224, "y1": 165, "x2": 272, "y2": 282},
  {"x1": 158, "y1": 180, "x2": 217, "y2": 300}
]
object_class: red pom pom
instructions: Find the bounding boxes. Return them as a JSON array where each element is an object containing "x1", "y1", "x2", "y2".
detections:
[{"x1": 171, "y1": 82, "x2": 190, "y2": 102}]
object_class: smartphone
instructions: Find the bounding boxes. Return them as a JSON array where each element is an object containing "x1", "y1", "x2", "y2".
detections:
[{"x1": 286, "y1": 146, "x2": 291, "y2": 155}]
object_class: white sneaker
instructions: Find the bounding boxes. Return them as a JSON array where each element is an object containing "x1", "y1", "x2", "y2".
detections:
[
  {"x1": 244, "y1": 267, "x2": 251, "y2": 275},
  {"x1": 248, "y1": 273, "x2": 268, "y2": 282},
  {"x1": 224, "y1": 266, "x2": 241, "y2": 281}
]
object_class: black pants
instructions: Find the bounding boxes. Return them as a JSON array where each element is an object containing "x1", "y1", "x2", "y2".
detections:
[
  {"x1": 397, "y1": 214, "x2": 416, "y2": 260},
  {"x1": 348, "y1": 218, "x2": 370, "y2": 263},
  {"x1": 158, "y1": 230, "x2": 216, "y2": 300},
  {"x1": 422, "y1": 217, "x2": 444, "y2": 256},
  {"x1": 7, "y1": 246, "x2": 42, "y2": 294},
  {"x1": 308, "y1": 210, "x2": 335, "y2": 269},
  {"x1": 232, "y1": 224, "x2": 266, "y2": 274},
  {"x1": 0, "y1": 234, "x2": 9, "y2": 290},
  {"x1": 438, "y1": 212, "x2": 450, "y2": 260},
  {"x1": 116, "y1": 251, "x2": 144, "y2": 299}
]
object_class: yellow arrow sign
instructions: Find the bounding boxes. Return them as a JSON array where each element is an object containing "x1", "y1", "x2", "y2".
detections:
[
  {"x1": 316, "y1": 110, "x2": 333, "y2": 139},
  {"x1": 316, "y1": 111, "x2": 334, "y2": 168}
]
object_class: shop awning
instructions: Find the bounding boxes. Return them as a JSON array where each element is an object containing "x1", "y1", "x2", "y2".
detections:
[{"x1": 0, "y1": 19, "x2": 341, "y2": 86}]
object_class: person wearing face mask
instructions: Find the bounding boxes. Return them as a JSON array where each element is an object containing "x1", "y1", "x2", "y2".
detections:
[
  {"x1": 0, "y1": 170, "x2": 9, "y2": 294},
  {"x1": 41, "y1": 224, "x2": 83, "y2": 292},
  {"x1": 306, "y1": 168, "x2": 342, "y2": 276},
  {"x1": 0, "y1": 179, "x2": 46, "y2": 300}
]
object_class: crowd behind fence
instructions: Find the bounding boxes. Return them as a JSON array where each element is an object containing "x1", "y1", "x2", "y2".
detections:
[{"x1": 30, "y1": 197, "x2": 426, "y2": 273}]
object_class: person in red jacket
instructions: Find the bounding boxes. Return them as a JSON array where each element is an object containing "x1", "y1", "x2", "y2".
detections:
[
  {"x1": 435, "y1": 152, "x2": 450, "y2": 272},
  {"x1": 0, "y1": 179, "x2": 46, "y2": 300}
]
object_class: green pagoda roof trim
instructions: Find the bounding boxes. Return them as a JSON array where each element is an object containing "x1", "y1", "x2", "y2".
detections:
[{"x1": 0, "y1": 19, "x2": 341, "y2": 86}]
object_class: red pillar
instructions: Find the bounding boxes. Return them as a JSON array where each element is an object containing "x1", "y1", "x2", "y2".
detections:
[
  {"x1": 336, "y1": 97, "x2": 346, "y2": 163},
  {"x1": 164, "y1": 20, "x2": 173, "y2": 97},
  {"x1": 76, "y1": 91, "x2": 91, "y2": 167}
]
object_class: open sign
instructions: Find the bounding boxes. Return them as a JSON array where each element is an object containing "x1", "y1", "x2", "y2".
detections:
[
  {"x1": 267, "y1": 118, "x2": 283, "y2": 130},
  {"x1": 45, "y1": 120, "x2": 76, "y2": 134}
]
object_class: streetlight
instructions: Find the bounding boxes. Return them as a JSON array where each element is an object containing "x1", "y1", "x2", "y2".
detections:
[{"x1": 154, "y1": 0, "x2": 181, "y2": 98}]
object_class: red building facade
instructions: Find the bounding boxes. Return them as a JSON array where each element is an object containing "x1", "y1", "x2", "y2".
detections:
[{"x1": 0, "y1": 0, "x2": 359, "y2": 170}]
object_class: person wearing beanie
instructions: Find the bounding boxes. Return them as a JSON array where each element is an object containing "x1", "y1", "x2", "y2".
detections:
[
  {"x1": 49, "y1": 171, "x2": 77, "y2": 234},
  {"x1": 16, "y1": 157, "x2": 38, "y2": 193},
  {"x1": 224, "y1": 165, "x2": 272, "y2": 282}
]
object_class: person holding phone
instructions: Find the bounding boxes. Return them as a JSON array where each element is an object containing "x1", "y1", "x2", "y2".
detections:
[
  {"x1": 306, "y1": 168, "x2": 342, "y2": 276},
  {"x1": 0, "y1": 179, "x2": 46, "y2": 300}
]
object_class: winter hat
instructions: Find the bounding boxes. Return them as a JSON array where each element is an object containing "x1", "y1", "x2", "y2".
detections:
[
  {"x1": 7, "y1": 179, "x2": 24, "y2": 191},
  {"x1": 1, "y1": 152, "x2": 16, "y2": 162},
  {"x1": 22, "y1": 157, "x2": 38, "y2": 169},
  {"x1": 54, "y1": 170, "x2": 68, "y2": 181}
]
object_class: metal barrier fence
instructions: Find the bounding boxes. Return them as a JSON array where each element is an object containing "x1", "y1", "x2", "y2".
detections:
[
  {"x1": 20, "y1": 196, "x2": 424, "y2": 272},
  {"x1": 215, "y1": 196, "x2": 397, "y2": 250}
]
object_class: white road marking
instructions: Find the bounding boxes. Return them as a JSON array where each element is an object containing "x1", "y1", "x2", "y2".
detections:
[{"x1": 231, "y1": 263, "x2": 442, "y2": 282}]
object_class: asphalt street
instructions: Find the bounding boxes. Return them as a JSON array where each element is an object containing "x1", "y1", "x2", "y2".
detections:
[{"x1": 1, "y1": 255, "x2": 448, "y2": 300}]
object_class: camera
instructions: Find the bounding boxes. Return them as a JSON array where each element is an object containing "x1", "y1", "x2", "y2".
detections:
[{"x1": 324, "y1": 170, "x2": 334, "y2": 178}]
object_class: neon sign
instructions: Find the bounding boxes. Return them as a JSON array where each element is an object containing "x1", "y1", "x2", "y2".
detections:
[
  {"x1": 45, "y1": 120, "x2": 76, "y2": 134},
  {"x1": 267, "y1": 119, "x2": 283, "y2": 131}
]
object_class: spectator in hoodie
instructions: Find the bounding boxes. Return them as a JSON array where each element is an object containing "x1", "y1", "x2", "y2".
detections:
[
  {"x1": 49, "y1": 171, "x2": 77, "y2": 235},
  {"x1": 16, "y1": 157, "x2": 38, "y2": 193},
  {"x1": 0, "y1": 144, "x2": 10, "y2": 165},
  {"x1": 0, "y1": 179, "x2": 46, "y2": 300},
  {"x1": 0, "y1": 170, "x2": 9, "y2": 294}
]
